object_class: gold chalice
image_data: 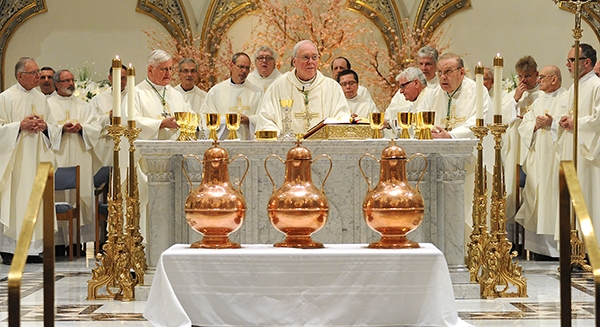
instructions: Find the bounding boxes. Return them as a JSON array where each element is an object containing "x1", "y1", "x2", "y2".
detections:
[
  {"x1": 418, "y1": 111, "x2": 435, "y2": 140},
  {"x1": 279, "y1": 99, "x2": 294, "y2": 108},
  {"x1": 398, "y1": 112, "x2": 412, "y2": 139},
  {"x1": 205, "y1": 113, "x2": 220, "y2": 141},
  {"x1": 188, "y1": 113, "x2": 199, "y2": 140},
  {"x1": 174, "y1": 112, "x2": 189, "y2": 141},
  {"x1": 369, "y1": 112, "x2": 385, "y2": 139},
  {"x1": 412, "y1": 112, "x2": 420, "y2": 139},
  {"x1": 226, "y1": 113, "x2": 241, "y2": 140}
]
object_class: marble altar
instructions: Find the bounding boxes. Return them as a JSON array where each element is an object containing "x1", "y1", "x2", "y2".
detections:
[{"x1": 136, "y1": 139, "x2": 478, "y2": 268}]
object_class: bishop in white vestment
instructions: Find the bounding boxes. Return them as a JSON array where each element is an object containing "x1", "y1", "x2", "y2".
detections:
[
  {"x1": 0, "y1": 58, "x2": 61, "y2": 261},
  {"x1": 256, "y1": 40, "x2": 350, "y2": 134},
  {"x1": 246, "y1": 46, "x2": 283, "y2": 92}
]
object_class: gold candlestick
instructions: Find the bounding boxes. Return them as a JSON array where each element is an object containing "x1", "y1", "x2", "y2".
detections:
[
  {"x1": 480, "y1": 115, "x2": 527, "y2": 298},
  {"x1": 465, "y1": 118, "x2": 490, "y2": 283}
]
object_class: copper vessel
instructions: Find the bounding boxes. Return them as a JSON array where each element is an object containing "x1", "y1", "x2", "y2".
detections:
[
  {"x1": 265, "y1": 141, "x2": 332, "y2": 248},
  {"x1": 359, "y1": 139, "x2": 428, "y2": 248},
  {"x1": 182, "y1": 140, "x2": 249, "y2": 249}
]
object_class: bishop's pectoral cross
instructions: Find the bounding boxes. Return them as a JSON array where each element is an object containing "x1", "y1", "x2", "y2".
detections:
[
  {"x1": 442, "y1": 104, "x2": 466, "y2": 131},
  {"x1": 294, "y1": 91, "x2": 319, "y2": 131},
  {"x1": 229, "y1": 96, "x2": 250, "y2": 114}
]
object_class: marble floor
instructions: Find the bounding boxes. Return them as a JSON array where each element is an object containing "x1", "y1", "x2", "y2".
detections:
[{"x1": 0, "y1": 256, "x2": 595, "y2": 326}]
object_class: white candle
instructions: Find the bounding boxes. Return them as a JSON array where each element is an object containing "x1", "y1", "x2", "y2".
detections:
[
  {"x1": 127, "y1": 64, "x2": 136, "y2": 120},
  {"x1": 475, "y1": 63, "x2": 484, "y2": 120},
  {"x1": 493, "y1": 53, "x2": 503, "y2": 116},
  {"x1": 112, "y1": 56, "x2": 122, "y2": 119}
]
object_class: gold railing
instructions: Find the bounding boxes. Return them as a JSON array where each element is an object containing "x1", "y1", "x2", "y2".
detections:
[
  {"x1": 8, "y1": 162, "x2": 55, "y2": 327},
  {"x1": 558, "y1": 161, "x2": 600, "y2": 326}
]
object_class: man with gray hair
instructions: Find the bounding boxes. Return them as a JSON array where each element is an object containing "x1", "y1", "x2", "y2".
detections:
[
  {"x1": 0, "y1": 57, "x2": 61, "y2": 264},
  {"x1": 256, "y1": 40, "x2": 350, "y2": 134},
  {"x1": 48, "y1": 69, "x2": 102, "y2": 251},
  {"x1": 417, "y1": 45, "x2": 439, "y2": 88},
  {"x1": 246, "y1": 46, "x2": 282, "y2": 91},
  {"x1": 124, "y1": 49, "x2": 191, "y2": 140},
  {"x1": 175, "y1": 58, "x2": 207, "y2": 115},
  {"x1": 383, "y1": 67, "x2": 429, "y2": 138}
]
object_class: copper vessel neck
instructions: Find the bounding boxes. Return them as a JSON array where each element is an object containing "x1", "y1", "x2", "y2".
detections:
[
  {"x1": 285, "y1": 159, "x2": 312, "y2": 183},
  {"x1": 203, "y1": 159, "x2": 230, "y2": 184},
  {"x1": 379, "y1": 158, "x2": 407, "y2": 183}
]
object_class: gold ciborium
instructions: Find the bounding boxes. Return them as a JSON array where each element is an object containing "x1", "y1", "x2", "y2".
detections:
[
  {"x1": 398, "y1": 112, "x2": 412, "y2": 139},
  {"x1": 265, "y1": 141, "x2": 332, "y2": 248},
  {"x1": 417, "y1": 111, "x2": 435, "y2": 140},
  {"x1": 205, "y1": 113, "x2": 220, "y2": 141},
  {"x1": 359, "y1": 139, "x2": 428, "y2": 248},
  {"x1": 182, "y1": 140, "x2": 249, "y2": 249},
  {"x1": 226, "y1": 113, "x2": 241, "y2": 140},
  {"x1": 175, "y1": 112, "x2": 189, "y2": 141},
  {"x1": 369, "y1": 112, "x2": 385, "y2": 139},
  {"x1": 255, "y1": 130, "x2": 278, "y2": 140}
]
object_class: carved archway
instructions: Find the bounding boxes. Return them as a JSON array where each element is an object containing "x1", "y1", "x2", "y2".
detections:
[
  {"x1": 136, "y1": 0, "x2": 192, "y2": 45},
  {"x1": 414, "y1": 0, "x2": 471, "y2": 34},
  {"x1": 0, "y1": 0, "x2": 47, "y2": 90}
]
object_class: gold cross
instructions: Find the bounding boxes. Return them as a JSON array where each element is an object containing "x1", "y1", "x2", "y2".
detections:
[
  {"x1": 442, "y1": 104, "x2": 465, "y2": 131},
  {"x1": 229, "y1": 97, "x2": 250, "y2": 114},
  {"x1": 294, "y1": 106, "x2": 319, "y2": 131},
  {"x1": 58, "y1": 110, "x2": 74, "y2": 125},
  {"x1": 519, "y1": 100, "x2": 532, "y2": 117}
]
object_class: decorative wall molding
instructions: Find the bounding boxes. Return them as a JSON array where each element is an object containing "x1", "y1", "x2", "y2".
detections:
[
  {"x1": 0, "y1": 0, "x2": 47, "y2": 90},
  {"x1": 414, "y1": 0, "x2": 471, "y2": 34},
  {"x1": 556, "y1": 0, "x2": 600, "y2": 41},
  {"x1": 136, "y1": 0, "x2": 191, "y2": 45},
  {"x1": 201, "y1": 0, "x2": 257, "y2": 53}
]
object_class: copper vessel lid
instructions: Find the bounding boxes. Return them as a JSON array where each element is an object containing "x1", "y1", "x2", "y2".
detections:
[
  {"x1": 203, "y1": 140, "x2": 229, "y2": 162},
  {"x1": 286, "y1": 140, "x2": 312, "y2": 160},
  {"x1": 380, "y1": 139, "x2": 406, "y2": 159}
]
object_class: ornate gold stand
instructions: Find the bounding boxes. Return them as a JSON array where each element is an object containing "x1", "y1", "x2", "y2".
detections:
[
  {"x1": 87, "y1": 118, "x2": 145, "y2": 301},
  {"x1": 466, "y1": 118, "x2": 490, "y2": 283},
  {"x1": 480, "y1": 115, "x2": 527, "y2": 298}
]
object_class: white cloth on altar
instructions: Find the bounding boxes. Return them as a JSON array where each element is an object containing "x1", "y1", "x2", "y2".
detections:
[
  {"x1": 501, "y1": 86, "x2": 542, "y2": 220},
  {"x1": 199, "y1": 79, "x2": 263, "y2": 140},
  {"x1": 175, "y1": 84, "x2": 207, "y2": 115},
  {"x1": 246, "y1": 68, "x2": 283, "y2": 92},
  {"x1": 256, "y1": 70, "x2": 350, "y2": 134},
  {"x1": 48, "y1": 94, "x2": 101, "y2": 243},
  {"x1": 515, "y1": 87, "x2": 567, "y2": 244},
  {"x1": 556, "y1": 70, "x2": 600, "y2": 242},
  {"x1": 0, "y1": 84, "x2": 60, "y2": 253},
  {"x1": 144, "y1": 243, "x2": 470, "y2": 327}
]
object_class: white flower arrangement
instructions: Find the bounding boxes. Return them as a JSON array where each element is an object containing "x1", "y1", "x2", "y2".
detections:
[
  {"x1": 502, "y1": 73, "x2": 519, "y2": 93},
  {"x1": 71, "y1": 62, "x2": 110, "y2": 102}
]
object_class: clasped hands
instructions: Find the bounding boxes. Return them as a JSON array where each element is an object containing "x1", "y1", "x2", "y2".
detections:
[{"x1": 20, "y1": 115, "x2": 47, "y2": 133}]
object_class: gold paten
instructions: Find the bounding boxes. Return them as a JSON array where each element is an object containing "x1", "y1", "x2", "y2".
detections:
[
  {"x1": 307, "y1": 123, "x2": 372, "y2": 140},
  {"x1": 359, "y1": 139, "x2": 427, "y2": 249},
  {"x1": 265, "y1": 140, "x2": 332, "y2": 248},
  {"x1": 183, "y1": 140, "x2": 249, "y2": 249}
]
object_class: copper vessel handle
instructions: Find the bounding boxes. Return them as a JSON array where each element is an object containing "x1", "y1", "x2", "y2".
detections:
[
  {"x1": 358, "y1": 153, "x2": 379, "y2": 192},
  {"x1": 264, "y1": 154, "x2": 284, "y2": 193},
  {"x1": 407, "y1": 153, "x2": 428, "y2": 191},
  {"x1": 312, "y1": 154, "x2": 333, "y2": 193},
  {"x1": 181, "y1": 154, "x2": 203, "y2": 190},
  {"x1": 229, "y1": 154, "x2": 250, "y2": 193}
]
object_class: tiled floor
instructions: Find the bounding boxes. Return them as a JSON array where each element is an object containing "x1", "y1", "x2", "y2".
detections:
[{"x1": 0, "y1": 257, "x2": 595, "y2": 326}]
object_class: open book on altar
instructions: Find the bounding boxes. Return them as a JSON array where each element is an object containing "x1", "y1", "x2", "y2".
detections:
[{"x1": 303, "y1": 116, "x2": 372, "y2": 140}]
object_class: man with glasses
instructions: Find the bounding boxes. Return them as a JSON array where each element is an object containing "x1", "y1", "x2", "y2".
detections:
[
  {"x1": 384, "y1": 67, "x2": 429, "y2": 138},
  {"x1": 257, "y1": 40, "x2": 350, "y2": 134},
  {"x1": 175, "y1": 58, "x2": 207, "y2": 115},
  {"x1": 124, "y1": 49, "x2": 191, "y2": 141},
  {"x1": 200, "y1": 52, "x2": 263, "y2": 140},
  {"x1": 556, "y1": 43, "x2": 600, "y2": 242},
  {"x1": 48, "y1": 69, "x2": 102, "y2": 254},
  {"x1": 336, "y1": 69, "x2": 377, "y2": 119},
  {"x1": 501, "y1": 56, "x2": 542, "y2": 223},
  {"x1": 330, "y1": 56, "x2": 374, "y2": 108},
  {"x1": 39, "y1": 66, "x2": 56, "y2": 97},
  {"x1": 515, "y1": 65, "x2": 566, "y2": 260},
  {"x1": 246, "y1": 46, "x2": 282, "y2": 91},
  {"x1": 0, "y1": 57, "x2": 61, "y2": 265}
]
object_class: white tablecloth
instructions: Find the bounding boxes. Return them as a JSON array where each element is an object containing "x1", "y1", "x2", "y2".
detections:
[{"x1": 144, "y1": 243, "x2": 470, "y2": 327}]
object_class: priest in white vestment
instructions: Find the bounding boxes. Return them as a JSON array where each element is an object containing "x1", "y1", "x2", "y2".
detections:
[
  {"x1": 389, "y1": 68, "x2": 431, "y2": 138},
  {"x1": 175, "y1": 58, "x2": 207, "y2": 115},
  {"x1": 246, "y1": 46, "x2": 283, "y2": 92},
  {"x1": 330, "y1": 56, "x2": 373, "y2": 107},
  {"x1": 515, "y1": 65, "x2": 567, "y2": 257},
  {"x1": 0, "y1": 57, "x2": 61, "y2": 264},
  {"x1": 556, "y1": 43, "x2": 600, "y2": 243},
  {"x1": 48, "y1": 69, "x2": 102, "y2": 245},
  {"x1": 89, "y1": 64, "x2": 127, "y2": 172},
  {"x1": 336, "y1": 69, "x2": 377, "y2": 119},
  {"x1": 257, "y1": 40, "x2": 350, "y2": 134},
  {"x1": 500, "y1": 56, "x2": 542, "y2": 221},
  {"x1": 39, "y1": 66, "x2": 56, "y2": 97},
  {"x1": 200, "y1": 52, "x2": 263, "y2": 140}
]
